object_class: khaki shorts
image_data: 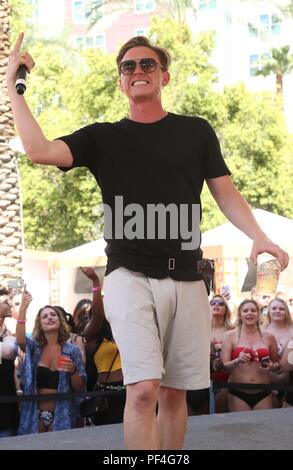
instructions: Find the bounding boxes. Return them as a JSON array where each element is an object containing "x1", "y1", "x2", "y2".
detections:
[{"x1": 103, "y1": 267, "x2": 211, "y2": 390}]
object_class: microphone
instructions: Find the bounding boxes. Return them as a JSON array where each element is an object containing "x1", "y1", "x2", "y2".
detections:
[{"x1": 15, "y1": 65, "x2": 27, "y2": 95}]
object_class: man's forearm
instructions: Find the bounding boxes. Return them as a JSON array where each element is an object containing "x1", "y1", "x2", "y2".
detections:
[
  {"x1": 207, "y1": 176, "x2": 289, "y2": 269},
  {"x1": 207, "y1": 177, "x2": 266, "y2": 241},
  {"x1": 7, "y1": 83, "x2": 49, "y2": 162},
  {"x1": 217, "y1": 188, "x2": 266, "y2": 241}
]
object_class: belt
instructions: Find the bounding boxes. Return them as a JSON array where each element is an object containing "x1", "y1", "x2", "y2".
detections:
[{"x1": 109, "y1": 253, "x2": 214, "y2": 272}]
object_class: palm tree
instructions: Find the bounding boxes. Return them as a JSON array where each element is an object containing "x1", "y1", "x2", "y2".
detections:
[
  {"x1": 0, "y1": 0, "x2": 23, "y2": 281},
  {"x1": 85, "y1": 0, "x2": 132, "y2": 29},
  {"x1": 85, "y1": 0, "x2": 196, "y2": 28},
  {"x1": 284, "y1": 0, "x2": 293, "y2": 16},
  {"x1": 256, "y1": 45, "x2": 293, "y2": 97},
  {"x1": 272, "y1": 0, "x2": 293, "y2": 18}
]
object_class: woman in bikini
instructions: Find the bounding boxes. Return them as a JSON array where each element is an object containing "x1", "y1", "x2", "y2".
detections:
[{"x1": 221, "y1": 299, "x2": 279, "y2": 412}]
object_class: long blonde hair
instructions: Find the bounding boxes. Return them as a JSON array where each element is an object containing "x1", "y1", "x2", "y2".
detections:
[
  {"x1": 236, "y1": 299, "x2": 262, "y2": 338},
  {"x1": 265, "y1": 297, "x2": 293, "y2": 327},
  {"x1": 210, "y1": 294, "x2": 234, "y2": 330},
  {"x1": 33, "y1": 305, "x2": 70, "y2": 346}
]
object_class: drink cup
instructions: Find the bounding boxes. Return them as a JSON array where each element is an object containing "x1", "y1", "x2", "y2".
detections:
[
  {"x1": 256, "y1": 257, "x2": 280, "y2": 296},
  {"x1": 57, "y1": 355, "x2": 70, "y2": 371}
]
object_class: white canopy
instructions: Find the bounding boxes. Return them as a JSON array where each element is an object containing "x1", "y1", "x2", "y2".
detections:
[
  {"x1": 202, "y1": 209, "x2": 293, "y2": 256},
  {"x1": 49, "y1": 238, "x2": 107, "y2": 267}
]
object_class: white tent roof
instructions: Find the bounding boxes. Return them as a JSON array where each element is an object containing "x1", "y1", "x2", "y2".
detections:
[
  {"x1": 49, "y1": 238, "x2": 107, "y2": 267},
  {"x1": 202, "y1": 209, "x2": 293, "y2": 249}
]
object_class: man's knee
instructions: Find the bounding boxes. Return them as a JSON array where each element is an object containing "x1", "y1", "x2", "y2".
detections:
[
  {"x1": 127, "y1": 380, "x2": 161, "y2": 411},
  {"x1": 159, "y1": 387, "x2": 186, "y2": 409}
]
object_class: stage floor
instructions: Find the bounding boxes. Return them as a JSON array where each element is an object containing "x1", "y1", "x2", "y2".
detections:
[{"x1": 1, "y1": 408, "x2": 292, "y2": 450}]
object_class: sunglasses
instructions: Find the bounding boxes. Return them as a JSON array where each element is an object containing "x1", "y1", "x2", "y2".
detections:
[
  {"x1": 210, "y1": 300, "x2": 225, "y2": 307},
  {"x1": 119, "y1": 58, "x2": 165, "y2": 75}
]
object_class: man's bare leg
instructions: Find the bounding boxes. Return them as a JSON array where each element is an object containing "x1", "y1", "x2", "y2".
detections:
[
  {"x1": 157, "y1": 387, "x2": 187, "y2": 450},
  {"x1": 124, "y1": 379, "x2": 161, "y2": 450}
]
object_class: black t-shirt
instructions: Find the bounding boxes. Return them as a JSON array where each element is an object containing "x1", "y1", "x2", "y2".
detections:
[{"x1": 58, "y1": 113, "x2": 231, "y2": 281}]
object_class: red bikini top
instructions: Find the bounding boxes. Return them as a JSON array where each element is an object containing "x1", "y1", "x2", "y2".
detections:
[{"x1": 231, "y1": 347, "x2": 270, "y2": 362}]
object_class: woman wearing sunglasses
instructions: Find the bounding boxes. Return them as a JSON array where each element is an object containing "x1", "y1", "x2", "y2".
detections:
[
  {"x1": 7, "y1": 31, "x2": 289, "y2": 450},
  {"x1": 222, "y1": 300, "x2": 279, "y2": 412},
  {"x1": 210, "y1": 295, "x2": 234, "y2": 412}
]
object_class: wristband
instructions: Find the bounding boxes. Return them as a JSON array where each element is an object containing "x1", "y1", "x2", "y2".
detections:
[
  {"x1": 92, "y1": 286, "x2": 101, "y2": 292},
  {"x1": 17, "y1": 319, "x2": 26, "y2": 324}
]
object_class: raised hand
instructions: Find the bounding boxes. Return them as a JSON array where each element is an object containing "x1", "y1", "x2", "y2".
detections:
[
  {"x1": 20, "y1": 287, "x2": 33, "y2": 310},
  {"x1": 80, "y1": 267, "x2": 100, "y2": 283},
  {"x1": 7, "y1": 32, "x2": 35, "y2": 85}
]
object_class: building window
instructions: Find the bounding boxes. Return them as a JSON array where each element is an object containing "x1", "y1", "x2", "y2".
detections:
[
  {"x1": 249, "y1": 54, "x2": 259, "y2": 77},
  {"x1": 86, "y1": 36, "x2": 94, "y2": 47},
  {"x1": 96, "y1": 34, "x2": 105, "y2": 50},
  {"x1": 73, "y1": 0, "x2": 86, "y2": 24},
  {"x1": 75, "y1": 36, "x2": 84, "y2": 48},
  {"x1": 248, "y1": 13, "x2": 281, "y2": 38},
  {"x1": 198, "y1": 0, "x2": 217, "y2": 11},
  {"x1": 134, "y1": 28, "x2": 147, "y2": 36},
  {"x1": 248, "y1": 23, "x2": 258, "y2": 38},
  {"x1": 134, "y1": 0, "x2": 155, "y2": 13},
  {"x1": 249, "y1": 52, "x2": 270, "y2": 77},
  {"x1": 260, "y1": 14, "x2": 270, "y2": 32},
  {"x1": 26, "y1": 0, "x2": 39, "y2": 18},
  {"x1": 271, "y1": 14, "x2": 281, "y2": 35}
]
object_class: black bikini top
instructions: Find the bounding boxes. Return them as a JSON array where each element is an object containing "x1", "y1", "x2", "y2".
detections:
[{"x1": 37, "y1": 366, "x2": 59, "y2": 390}]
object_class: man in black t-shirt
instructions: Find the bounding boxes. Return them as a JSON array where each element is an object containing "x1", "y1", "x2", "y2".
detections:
[{"x1": 7, "y1": 34, "x2": 288, "y2": 450}]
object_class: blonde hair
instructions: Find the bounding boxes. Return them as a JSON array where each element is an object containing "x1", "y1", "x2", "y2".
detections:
[
  {"x1": 33, "y1": 305, "x2": 70, "y2": 346},
  {"x1": 265, "y1": 297, "x2": 293, "y2": 327},
  {"x1": 210, "y1": 294, "x2": 234, "y2": 330},
  {"x1": 236, "y1": 299, "x2": 262, "y2": 338}
]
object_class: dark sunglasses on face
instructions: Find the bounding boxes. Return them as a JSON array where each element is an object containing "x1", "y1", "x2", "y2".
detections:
[
  {"x1": 119, "y1": 57, "x2": 165, "y2": 75},
  {"x1": 210, "y1": 300, "x2": 225, "y2": 307}
]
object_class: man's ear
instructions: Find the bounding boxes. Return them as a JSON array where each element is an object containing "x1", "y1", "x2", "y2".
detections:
[
  {"x1": 119, "y1": 78, "x2": 124, "y2": 93},
  {"x1": 162, "y1": 71, "x2": 170, "y2": 87}
]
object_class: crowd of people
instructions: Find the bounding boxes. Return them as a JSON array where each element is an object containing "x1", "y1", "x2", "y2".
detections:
[
  {"x1": 1, "y1": 275, "x2": 293, "y2": 438},
  {"x1": 0, "y1": 267, "x2": 126, "y2": 437},
  {"x1": 209, "y1": 291, "x2": 293, "y2": 414}
]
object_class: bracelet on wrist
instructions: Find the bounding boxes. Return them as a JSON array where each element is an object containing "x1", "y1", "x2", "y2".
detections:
[
  {"x1": 17, "y1": 319, "x2": 26, "y2": 324},
  {"x1": 92, "y1": 286, "x2": 101, "y2": 292}
]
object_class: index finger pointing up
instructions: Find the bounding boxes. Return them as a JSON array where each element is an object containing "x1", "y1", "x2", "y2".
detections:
[{"x1": 13, "y1": 32, "x2": 24, "y2": 52}]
